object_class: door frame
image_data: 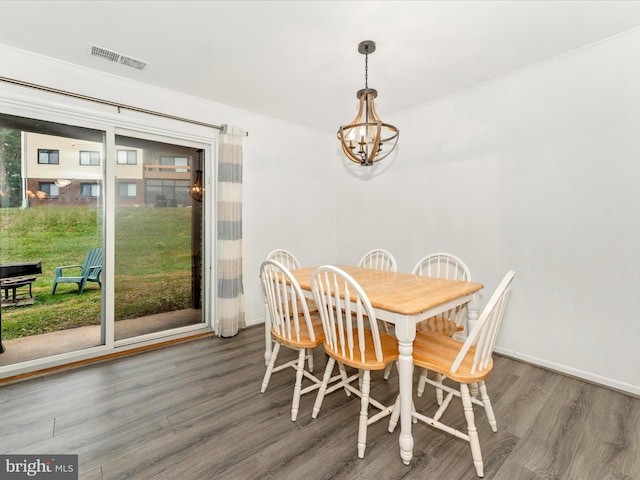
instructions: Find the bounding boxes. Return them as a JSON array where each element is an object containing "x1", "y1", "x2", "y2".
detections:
[{"x1": 0, "y1": 86, "x2": 217, "y2": 379}]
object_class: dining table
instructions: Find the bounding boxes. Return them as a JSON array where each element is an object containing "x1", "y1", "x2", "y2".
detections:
[{"x1": 287, "y1": 265, "x2": 484, "y2": 465}]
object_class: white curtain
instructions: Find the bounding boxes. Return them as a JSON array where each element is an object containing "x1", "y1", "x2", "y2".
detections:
[{"x1": 216, "y1": 125, "x2": 245, "y2": 337}]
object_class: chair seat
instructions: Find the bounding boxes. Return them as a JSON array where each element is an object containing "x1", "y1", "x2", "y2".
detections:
[
  {"x1": 413, "y1": 330, "x2": 493, "y2": 384},
  {"x1": 416, "y1": 316, "x2": 463, "y2": 337},
  {"x1": 53, "y1": 275, "x2": 84, "y2": 282},
  {"x1": 272, "y1": 315, "x2": 325, "y2": 349},
  {"x1": 324, "y1": 329, "x2": 398, "y2": 371}
]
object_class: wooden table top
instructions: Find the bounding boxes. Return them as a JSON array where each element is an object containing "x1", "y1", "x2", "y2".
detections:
[{"x1": 290, "y1": 265, "x2": 483, "y2": 316}]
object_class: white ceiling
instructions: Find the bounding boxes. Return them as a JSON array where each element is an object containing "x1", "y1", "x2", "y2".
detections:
[{"x1": 2, "y1": 1, "x2": 640, "y2": 133}]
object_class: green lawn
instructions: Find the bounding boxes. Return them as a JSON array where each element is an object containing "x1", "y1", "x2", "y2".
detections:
[{"x1": 1, "y1": 206, "x2": 194, "y2": 340}]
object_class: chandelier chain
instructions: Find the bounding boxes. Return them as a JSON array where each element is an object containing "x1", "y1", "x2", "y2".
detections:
[{"x1": 365, "y1": 53, "x2": 369, "y2": 89}]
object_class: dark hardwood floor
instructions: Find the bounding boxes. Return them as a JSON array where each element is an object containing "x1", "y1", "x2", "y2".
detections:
[{"x1": 0, "y1": 325, "x2": 638, "y2": 479}]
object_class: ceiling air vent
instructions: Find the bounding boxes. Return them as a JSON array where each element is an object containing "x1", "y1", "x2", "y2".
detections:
[{"x1": 89, "y1": 44, "x2": 148, "y2": 71}]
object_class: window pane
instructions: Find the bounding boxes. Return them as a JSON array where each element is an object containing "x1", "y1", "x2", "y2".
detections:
[
  {"x1": 80, "y1": 183, "x2": 100, "y2": 197},
  {"x1": 0, "y1": 112, "x2": 104, "y2": 365},
  {"x1": 38, "y1": 149, "x2": 59, "y2": 164},
  {"x1": 114, "y1": 134, "x2": 203, "y2": 340},
  {"x1": 159, "y1": 155, "x2": 188, "y2": 173},
  {"x1": 118, "y1": 182, "x2": 136, "y2": 197},
  {"x1": 117, "y1": 149, "x2": 137, "y2": 165},
  {"x1": 80, "y1": 150, "x2": 100, "y2": 166},
  {"x1": 175, "y1": 156, "x2": 188, "y2": 173},
  {"x1": 38, "y1": 182, "x2": 59, "y2": 197}
]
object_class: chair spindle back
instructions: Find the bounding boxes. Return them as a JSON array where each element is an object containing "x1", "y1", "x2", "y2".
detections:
[
  {"x1": 260, "y1": 260, "x2": 315, "y2": 344},
  {"x1": 412, "y1": 252, "x2": 472, "y2": 333},
  {"x1": 358, "y1": 249, "x2": 397, "y2": 272},
  {"x1": 452, "y1": 270, "x2": 515, "y2": 374},
  {"x1": 311, "y1": 265, "x2": 383, "y2": 363},
  {"x1": 265, "y1": 249, "x2": 301, "y2": 270}
]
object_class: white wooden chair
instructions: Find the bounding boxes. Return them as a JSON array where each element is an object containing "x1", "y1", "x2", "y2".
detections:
[
  {"x1": 412, "y1": 252, "x2": 472, "y2": 337},
  {"x1": 263, "y1": 249, "x2": 307, "y2": 365},
  {"x1": 311, "y1": 265, "x2": 398, "y2": 459},
  {"x1": 412, "y1": 252, "x2": 473, "y2": 398},
  {"x1": 358, "y1": 248, "x2": 397, "y2": 272},
  {"x1": 389, "y1": 270, "x2": 516, "y2": 477},
  {"x1": 358, "y1": 248, "x2": 397, "y2": 379},
  {"x1": 265, "y1": 248, "x2": 301, "y2": 270},
  {"x1": 265, "y1": 249, "x2": 318, "y2": 319},
  {"x1": 260, "y1": 260, "x2": 325, "y2": 421}
]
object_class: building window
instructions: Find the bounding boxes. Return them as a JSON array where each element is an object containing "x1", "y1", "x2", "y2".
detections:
[
  {"x1": 79, "y1": 150, "x2": 100, "y2": 166},
  {"x1": 146, "y1": 179, "x2": 190, "y2": 205},
  {"x1": 80, "y1": 183, "x2": 100, "y2": 197},
  {"x1": 38, "y1": 182, "x2": 59, "y2": 197},
  {"x1": 38, "y1": 149, "x2": 59, "y2": 164},
  {"x1": 118, "y1": 182, "x2": 137, "y2": 197},
  {"x1": 160, "y1": 156, "x2": 188, "y2": 173},
  {"x1": 117, "y1": 149, "x2": 137, "y2": 165}
]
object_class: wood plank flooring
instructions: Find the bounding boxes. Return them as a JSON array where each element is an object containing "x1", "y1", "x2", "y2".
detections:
[{"x1": 0, "y1": 325, "x2": 638, "y2": 479}]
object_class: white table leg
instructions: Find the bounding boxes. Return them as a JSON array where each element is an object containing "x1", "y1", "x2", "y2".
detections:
[
  {"x1": 394, "y1": 315, "x2": 416, "y2": 465},
  {"x1": 466, "y1": 294, "x2": 479, "y2": 337}
]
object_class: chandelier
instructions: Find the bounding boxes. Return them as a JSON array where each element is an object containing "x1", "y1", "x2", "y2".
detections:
[
  {"x1": 189, "y1": 149, "x2": 204, "y2": 202},
  {"x1": 337, "y1": 40, "x2": 399, "y2": 166}
]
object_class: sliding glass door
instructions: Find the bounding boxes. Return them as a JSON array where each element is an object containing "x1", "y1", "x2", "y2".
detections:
[
  {"x1": 0, "y1": 110, "x2": 211, "y2": 373},
  {"x1": 0, "y1": 113, "x2": 105, "y2": 364},
  {"x1": 113, "y1": 134, "x2": 204, "y2": 342}
]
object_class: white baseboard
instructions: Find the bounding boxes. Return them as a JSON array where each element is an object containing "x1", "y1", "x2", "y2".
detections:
[
  {"x1": 494, "y1": 346, "x2": 640, "y2": 397},
  {"x1": 245, "y1": 317, "x2": 265, "y2": 328},
  {"x1": 243, "y1": 318, "x2": 639, "y2": 397}
]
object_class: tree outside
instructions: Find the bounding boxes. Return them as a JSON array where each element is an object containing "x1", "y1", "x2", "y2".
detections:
[{"x1": 0, "y1": 129, "x2": 22, "y2": 208}]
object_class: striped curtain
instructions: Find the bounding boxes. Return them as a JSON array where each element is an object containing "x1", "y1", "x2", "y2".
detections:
[{"x1": 216, "y1": 125, "x2": 245, "y2": 337}]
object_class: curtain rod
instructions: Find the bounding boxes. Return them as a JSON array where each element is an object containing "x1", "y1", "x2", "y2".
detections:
[{"x1": 0, "y1": 75, "x2": 248, "y2": 136}]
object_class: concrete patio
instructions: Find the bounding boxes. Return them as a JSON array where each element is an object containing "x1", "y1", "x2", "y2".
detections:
[{"x1": 0, "y1": 308, "x2": 202, "y2": 366}]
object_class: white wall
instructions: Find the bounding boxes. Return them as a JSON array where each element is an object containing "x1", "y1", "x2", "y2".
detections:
[
  {"x1": 0, "y1": 44, "x2": 337, "y2": 329},
  {"x1": 337, "y1": 30, "x2": 640, "y2": 394},
  {"x1": 244, "y1": 121, "x2": 338, "y2": 324}
]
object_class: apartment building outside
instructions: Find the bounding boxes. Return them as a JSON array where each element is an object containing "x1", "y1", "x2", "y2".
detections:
[{"x1": 22, "y1": 132, "x2": 194, "y2": 208}]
